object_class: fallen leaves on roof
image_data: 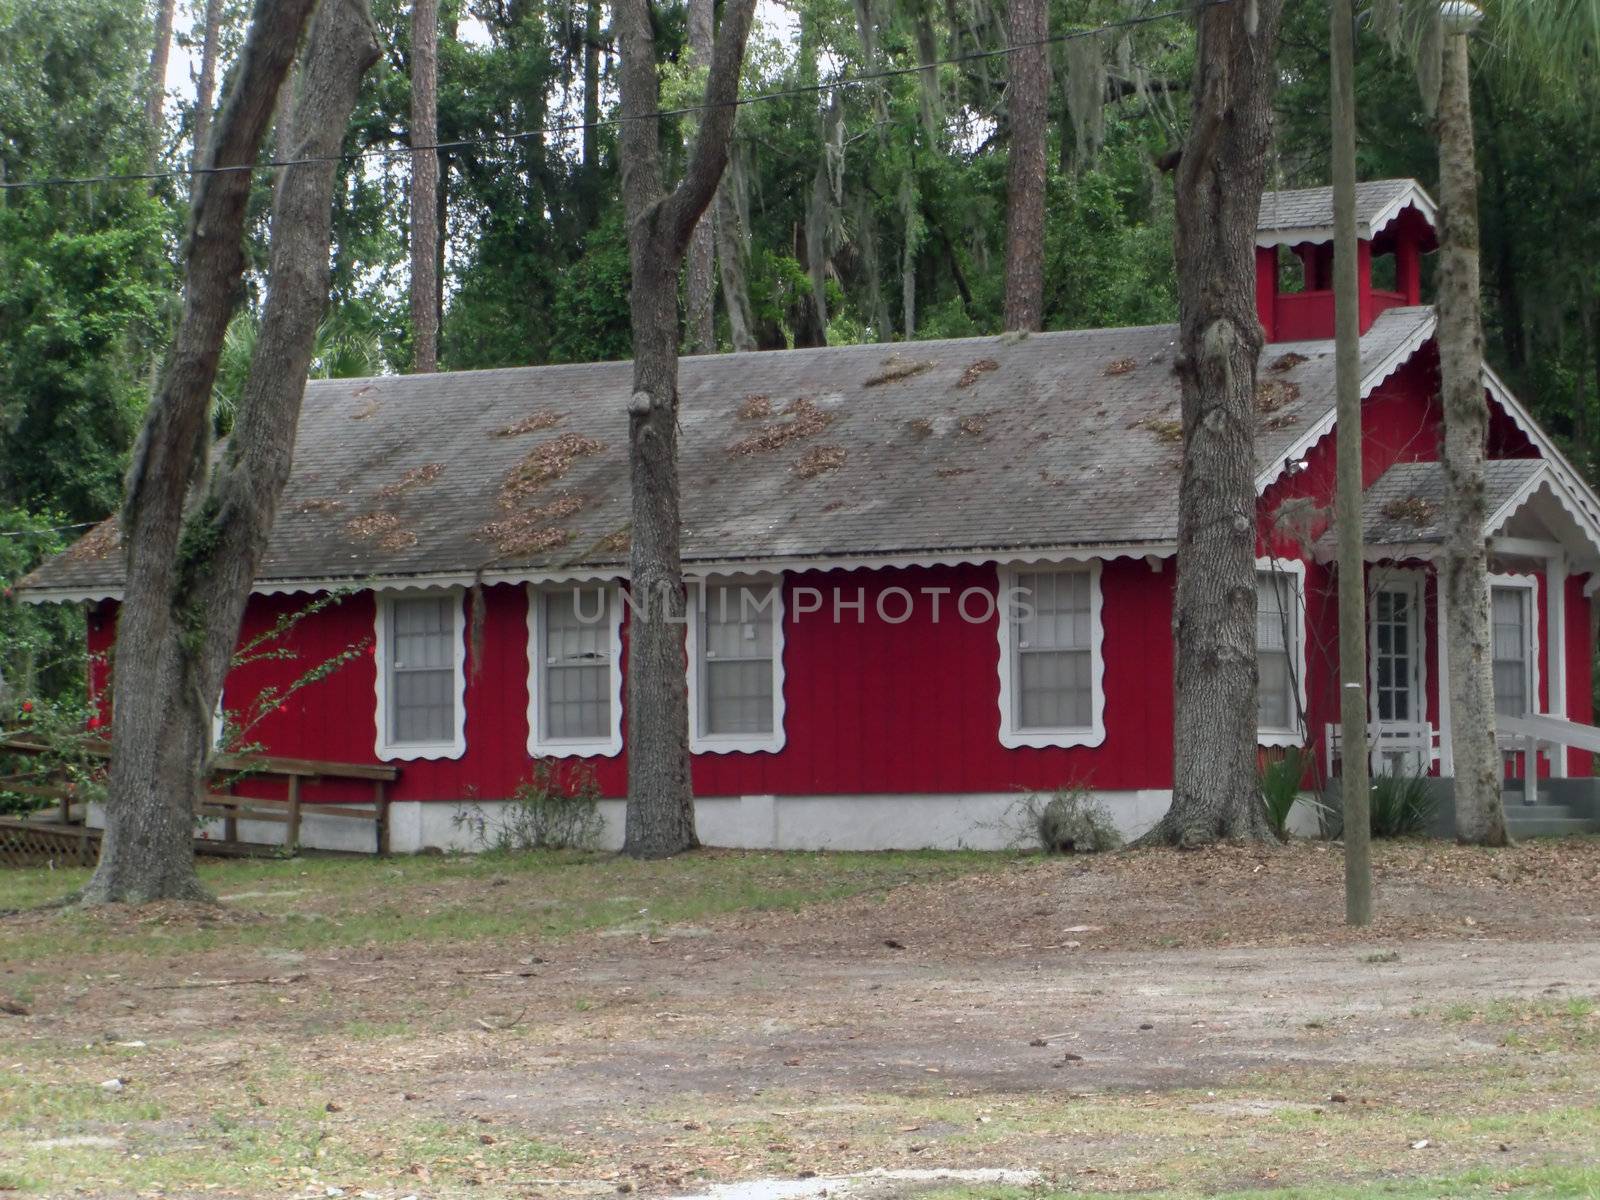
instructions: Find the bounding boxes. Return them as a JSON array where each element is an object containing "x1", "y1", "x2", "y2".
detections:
[
  {"x1": 1380, "y1": 495, "x2": 1437, "y2": 526},
  {"x1": 344, "y1": 512, "x2": 418, "y2": 552},
  {"x1": 864, "y1": 354, "x2": 934, "y2": 387},
  {"x1": 728, "y1": 397, "x2": 832, "y2": 456},
  {"x1": 1133, "y1": 416, "x2": 1183, "y2": 444},
  {"x1": 1269, "y1": 351, "x2": 1309, "y2": 373},
  {"x1": 295, "y1": 497, "x2": 344, "y2": 515},
  {"x1": 736, "y1": 394, "x2": 773, "y2": 420},
  {"x1": 500, "y1": 433, "x2": 606, "y2": 503},
  {"x1": 957, "y1": 358, "x2": 999, "y2": 388},
  {"x1": 793, "y1": 445, "x2": 847, "y2": 479},
  {"x1": 905, "y1": 417, "x2": 934, "y2": 439},
  {"x1": 958, "y1": 413, "x2": 992, "y2": 438},
  {"x1": 376, "y1": 463, "x2": 444, "y2": 500},
  {"x1": 492, "y1": 410, "x2": 564, "y2": 438},
  {"x1": 1104, "y1": 357, "x2": 1138, "y2": 377},
  {"x1": 1256, "y1": 379, "x2": 1301, "y2": 413},
  {"x1": 62, "y1": 521, "x2": 120, "y2": 562}
]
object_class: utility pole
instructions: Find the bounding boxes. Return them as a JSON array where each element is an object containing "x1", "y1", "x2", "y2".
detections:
[{"x1": 1331, "y1": 0, "x2": 1371, "y2": 924}]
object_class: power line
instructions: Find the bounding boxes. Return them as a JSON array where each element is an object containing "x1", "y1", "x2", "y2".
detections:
[
  {"x1": 0, "y1": 2, "x2": 1210, "y2": 194},
  {"x1": 0, "y1": 521, "x2": 98, "y2": 539}
]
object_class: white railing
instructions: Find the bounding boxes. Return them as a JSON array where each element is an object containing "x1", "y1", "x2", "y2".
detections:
[
  {"x1": 1324, "y1": 721, "x2": 1439, "y2": 781},
  {"x1": 1497, "y1": 712, "x2": 1600, "y2": 804}
]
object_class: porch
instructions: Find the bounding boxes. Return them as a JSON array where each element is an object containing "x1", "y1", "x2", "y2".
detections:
[{"x1": 1313, "y1": 457, "x2": 1600, "y2": 835}]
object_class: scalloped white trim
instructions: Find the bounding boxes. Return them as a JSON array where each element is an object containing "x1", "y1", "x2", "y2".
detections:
[{"x1": 996, "y1": 561, "x2": 1107, "y2": 750}]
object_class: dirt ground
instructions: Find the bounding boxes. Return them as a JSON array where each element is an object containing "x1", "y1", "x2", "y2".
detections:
[{"x1": 4, "y1": 840, "x2": 1600, "y2": 1199}]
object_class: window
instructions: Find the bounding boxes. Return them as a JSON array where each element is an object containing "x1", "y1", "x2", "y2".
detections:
[
  {"x1": 688, "y1": 580, "x2": 785, "y2": 753},
  {"x1": 997, "y1": 563, "x2": 1105, "y2": 749},
  {"x1": 1491, "y1": 582, "x2": 1535, "y2": 718},
  {"x1": 528, "y1": 585, "x2": 622, "y2": 757},
  {"x1": 1256, "y1": 561, "x2": 1306, "y2": 746},
  {"x1": 375, "y1": 591, "x2": 465, "y2": 760}
]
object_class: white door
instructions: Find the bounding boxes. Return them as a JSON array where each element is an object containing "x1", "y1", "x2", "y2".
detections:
[{"x1": 1371, "y1": 576, "x2": 1424, "y2": 775}]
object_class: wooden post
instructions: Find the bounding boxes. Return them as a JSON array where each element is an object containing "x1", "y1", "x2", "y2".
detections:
[
  {"x1": 1524, "y1": 732, "x2": 1539, "y2": 805},
  {"x1": 223, "y1": 780, "x2": 238, "y2": 844},
  {"x1": 375, "y1": 780, "x2": 389, "y2": 856},
  {"x1": 286, "y1": 774, "x2": 302, "y2": 854}
]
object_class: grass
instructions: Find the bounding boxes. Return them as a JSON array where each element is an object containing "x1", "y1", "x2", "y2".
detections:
[{"x1": 0, "y1": 847, "x2": 1009, "y2": 961}]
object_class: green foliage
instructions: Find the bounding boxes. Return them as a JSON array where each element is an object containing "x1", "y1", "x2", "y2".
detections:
[
  {"x1": 1258, "y1": 747, "x2": 1312, "y2": 838},
  {"x1": 0, "y1": 507, "x2": 87, "y2": 704},
  {"x1": 0, "y1": 688, "x2": 105, "y2": 817},
  {"x1": 1022, "y1": 785, "x2": 1124, "y2": 854},
  {"x1": 1370, "y1": 770, "x2": 1438, "y2": 838},
  {"x1": 453, "y1": 760, "x2": 606, "y2": 853}
]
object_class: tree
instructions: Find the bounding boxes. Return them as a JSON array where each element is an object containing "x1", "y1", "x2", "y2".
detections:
[
  {"x1": 146, "y1": 0, "x2": 177, "y2": 148},
  {"x1": 683, "y1": 0, "x2": 717, "y2": 355},
  {"x1": 409, "y1": 0, "x2": 440, "y2": 373},
  {"x1": 1143, "y1": 0, "x2": 1284, "y2": 846},
  {"x1": 191, "y1": 0, "x2": 226, "y2": 170},
  {"x1": 615, "y1": 0, "x2": 757, "y2": 859},
  {"x1": 82, "y1": 0, "x2": 379, "y2": 905},
  {"x1": 1001, "y1": 0, "x2": 1047, "y2": 331},
  {"x1": 1331, "y1": 0, "x2": 1372, "y2": 920}
]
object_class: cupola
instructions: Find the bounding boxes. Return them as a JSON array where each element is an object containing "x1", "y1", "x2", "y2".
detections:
[{"x1": 1255, "y1": 179, "x2": 1438, "y2": 343}]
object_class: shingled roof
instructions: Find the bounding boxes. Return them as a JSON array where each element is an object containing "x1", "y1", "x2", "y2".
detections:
[
  {"x1": 1257, "y1": 179, "x2": 1438, "y2": 246},
  {"x1": 17, "y1": 307, "x2": 1437, "y2": 600},
  {"x1": 1347, "y1": 459, "x2": 1546, "y2": 547}
]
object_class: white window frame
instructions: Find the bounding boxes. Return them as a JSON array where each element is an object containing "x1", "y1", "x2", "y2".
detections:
[
  {"x1": 686, "y1": 576, "x2": 787, "y2": 755},
  {"x1": 525, "y1": 583, "x2": 624, "y2": 758},
  {"x1": 373, "y1": 588, "x2": 467, "y2": 762},
  {"x1": 996, "y1": 561, "x2": 1106, "y2": 749},
  {"x1": 1488, "y1": 571, "x2": 1540, "y2": 719},
  {"x1": 1256, "y1": 557, "x2": 1308, "y2": 748}
]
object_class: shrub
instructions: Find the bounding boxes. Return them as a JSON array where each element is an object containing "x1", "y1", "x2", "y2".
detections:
[
  {"x1": 1259, "y1": 747, "x2": 1311, "y2": 839},
  {"x1": 1369, "y1": 770, "x2": 1437, "y2": 838},
  {"x1": 454, "y1": 759, "x2": 605, "y2": 852},
  {"x1": 1025, "y1": 786, "x2": 1123, "y2": 854}
]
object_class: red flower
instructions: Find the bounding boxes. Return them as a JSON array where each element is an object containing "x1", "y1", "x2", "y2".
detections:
[
  {"x1": 276, "y1": 703, "x2": 288, "y2": 714},
  {"x1": 87, "y1": 715, "x2": 102, "y2": 729},
  {"x1": 20, "y1": 701, "x2": 32, "y2": 714}
]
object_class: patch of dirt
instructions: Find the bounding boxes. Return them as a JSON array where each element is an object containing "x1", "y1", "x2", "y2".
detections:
[
  {"x1": 793, "y1": 445, "x2": 847, "y2": 480},
  {"x1": 500, "y1": 432, "x2": 606, "y2": 503},
  {"x1": 493, "y1": 409, "x2": 564, "y2": 438},
  {"x1": 956, "y1": 359, "x2": 999, "y2": 388},
  {"x1": 376, "y1": 463, "x2": 444, "y2": 500},
  {"x1": 729, "y1": 398, "x2": 832, "y2": 456}
]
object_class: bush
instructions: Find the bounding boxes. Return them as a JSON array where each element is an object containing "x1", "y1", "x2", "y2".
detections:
[
  {"x1": 1259, "y1": 747, "x2": 1312, "y2": 839},
  {"x1": 1369, "y1": 770, "x2": 1437, "y2": 838},
  {"x1": 454, "y1": 759, "x2": 605, "y2": 852},
  {"x1": 1025, "y1": 787, "x2": 1123, "y2": 854}
]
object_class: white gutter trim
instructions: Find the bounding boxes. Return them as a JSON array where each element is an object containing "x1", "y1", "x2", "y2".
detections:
[
  {"x1": 1254, "y1": 181, "x2": 1439, "y2": 248},
  {"x1": 14, "y1": 542, "x2": 1180, "y2": 606}
]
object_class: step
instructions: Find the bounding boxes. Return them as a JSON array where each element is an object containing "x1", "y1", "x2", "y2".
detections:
[
  {"x1": 1500, "y1": 803, "x2": 1581, "y2": 820},
  {"x1": 1503, "y1": 816, "x2": 1600, "y2": 838}
]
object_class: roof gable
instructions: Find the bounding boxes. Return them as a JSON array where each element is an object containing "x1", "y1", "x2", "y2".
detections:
[{"x1": 1256, "y1": 179, "x2": 1438, "y2": 248}]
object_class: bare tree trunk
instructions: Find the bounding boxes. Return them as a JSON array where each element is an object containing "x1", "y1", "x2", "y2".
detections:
[
  {"x1": 192, "y1": 0, "x2": 226, "y2": 171},
  {"x1": 410, "y1": 0, "x2": 441, "y2": 373},
  {"x1": 1437, "y1": 31, "x2": 1508, "y2": 846},
  {"x1": 82, "y1": 0, "x2": 373, "y2": 906},
  {"x1": 146, "y1": 0, "x2": 177, "y2": 152},
  {"x1": 616, "y1": 0, "x2": 757, "y2": 859},
  {"x1": 1002, "y1": 0, "x2": 1047, "y2": 331},
  {"x1": 683, "y1": 0, "x2": 717, "y2": 355},
  {"x1": 1144, "y1": 0, "x2": 1283, "y2": 847},
  {"x1": 1331, "y1": 0, "x2": 1371, "y2": 922}
]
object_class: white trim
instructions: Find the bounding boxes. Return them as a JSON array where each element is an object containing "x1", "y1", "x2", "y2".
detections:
[
  {"x1": 1435, "y1": 576, "x2": 1453, "y2": 774},
  {"x1": 1255, "y1": 311, "x2": 1438, "y2": 492},
  {"x1": 525, "y1": 583, "x2": 624, "y2": 759},
  {"x1": 1368, "y1": 566, "x2": 1428, "y2": 731},
  {"x1": 686, "y1": 576, "x2": 787, "y2": 755},
  {"x1": 1483, "y1": 366, "x2": 1600, "y2": 535},
  {"x1": 996, "y1": 561, "x2": 1107, "y2": 750},
  {"x1": 17, "y1": 544, "x2": 1178, "y2": 607},
  {"x1": 1256, "y1": 557, "x2": 1309, "y2": 748},
  {"x1": 373, "y1": 588, "x2": 468, "y2": 762},
  {"x1": 1488, "y1": 571, "x2": 1541, "y2": 721},
  {"x1": 1547, "y1": 554, "x2": 1568, "y2": 776},
  {"x1": 1254, "y1": 180, "x2": 1439, "y2": 248}
]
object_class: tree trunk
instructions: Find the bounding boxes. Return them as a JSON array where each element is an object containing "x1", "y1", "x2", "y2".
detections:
[
  {"x1": 683, "y1": 0, "x2": 717, "y2": 355},
  {"x1": 615, "y1": 0, "x2": 757, "y2": 859},
  {"x1": 1436, "y1": 32, "x2": 1509, "y2": 846},
  {"x1": 580, "y1": 0, "x2": 603, "y2": 232},
  {"x1": 192, "y1": 0, "x2": 226, "y2": 172},
  {"x1": 1331, "y1": 0, "x2": 1371, "y2": 923},
  {"x1": 146, "y1": 0, "x2": 177, "y2": 150},
  {"x1": 1144, "y1": 0, "x2": 1283, "y2": 847},
  {"x1": 1002, "y1": 0, "x2": 1047, "y2": 331},
  {"x1": 82, "y1": 0, "x2": 368, "y2": 906},
  {"x1": 410, "y1": 0, "x2": 441, "y2": 373},
  {"x1": 714, "y1": 156, "x2": 758, "y2": 352}
]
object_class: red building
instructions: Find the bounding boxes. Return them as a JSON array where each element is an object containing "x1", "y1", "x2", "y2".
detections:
[{"x1": 20, "y1": 180, "x2": 1600, "y2": 849}]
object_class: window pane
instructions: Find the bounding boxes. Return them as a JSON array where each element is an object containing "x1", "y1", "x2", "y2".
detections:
[
  {"x1": 541, "y1": 589, "x2": 612, "y2": 741},
  {"x1": 1016, "y1": 571, "x2": 1089, "y2": 651},
  {"x1": 701, "y1": 584, "x2": 776, "y2": 737},
  {"x1": 1256, "y1": 572, "x2": 1297, "y2": 730},
  {"x1": 1491, "y1": 587, "x2": 1528, "y2": 717},
  {"x1": 1018, "y1": 648, "x2": 1090, "y2": 729},
  {"x1": 388, "y1": 596, "x2": 457, "y2": 745}
]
